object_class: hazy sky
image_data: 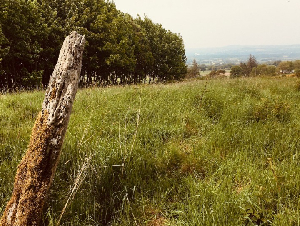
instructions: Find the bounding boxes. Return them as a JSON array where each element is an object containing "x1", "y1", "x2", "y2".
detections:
[{"x1": 112, "y1": 0, "x2": 300, "y2": 48}]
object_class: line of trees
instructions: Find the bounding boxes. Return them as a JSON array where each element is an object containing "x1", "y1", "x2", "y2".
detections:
[
  {"x1": 0, "y1": 0, "x2": 187, "y2": 90},
  {"x1": 276, "y1": 60, "x2": 300, "y2": 76},
  {"x1": 230, "y1": 55, "x2": 261, "y2": 77},
  {"x1": 230, "y1": 56, "x2": 300, "y2": 78}
]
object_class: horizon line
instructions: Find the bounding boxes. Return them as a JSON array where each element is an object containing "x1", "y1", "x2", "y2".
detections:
[{"x1": 186, "y1": 44, "x2": 300, "y2": 49}]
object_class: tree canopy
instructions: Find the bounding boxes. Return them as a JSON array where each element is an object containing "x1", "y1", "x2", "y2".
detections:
[{"x1": 0, "y1": 0, "x2": 187, "y2": 90}]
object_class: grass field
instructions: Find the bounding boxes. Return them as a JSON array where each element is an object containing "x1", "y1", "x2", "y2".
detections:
[{"x1": 1, "y1": 77, "x2": 300, "y2": 225}]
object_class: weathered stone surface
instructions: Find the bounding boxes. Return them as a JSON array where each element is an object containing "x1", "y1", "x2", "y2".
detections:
[{"x1": 0, "y1": 31, "x2": 85, "y2": 226}]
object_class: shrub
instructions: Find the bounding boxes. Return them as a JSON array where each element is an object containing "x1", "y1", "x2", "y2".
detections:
[
  {"x1": 230, "y1": 66, "x2": 242, "y2": 78},
  {"x1": 208, "y1": 70, "x2": 226, "y2": 78},
  {"x1": 295, "y1": 69, "x2": 300, "y2": 78}
]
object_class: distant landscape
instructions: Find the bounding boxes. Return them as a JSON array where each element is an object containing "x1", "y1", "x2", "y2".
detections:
[
  {"x1": 186, "y1": 45, "x2": 300, "y2": 65},
  {"x1": 2, "y1": 0, "x2": 300, "y2": 225}
]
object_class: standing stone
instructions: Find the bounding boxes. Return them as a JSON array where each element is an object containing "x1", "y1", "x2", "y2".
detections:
[{"x1": 0, "y1": 31, "x2": 85, "y2": 226}]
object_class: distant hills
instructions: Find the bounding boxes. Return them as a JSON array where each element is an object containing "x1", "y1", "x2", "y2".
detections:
[{"x1": 186, "y1": 45, "x2": 300, "y2": 65}]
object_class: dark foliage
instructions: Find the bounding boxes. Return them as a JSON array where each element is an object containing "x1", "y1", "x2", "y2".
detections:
[{"x1": 0, "y1": 0, "x2": 187, "y2": 91}]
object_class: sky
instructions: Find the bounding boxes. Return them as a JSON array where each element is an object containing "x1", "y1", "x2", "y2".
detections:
[{"x1": 112, "y1": 0, "x2": 300, "y2": 49}]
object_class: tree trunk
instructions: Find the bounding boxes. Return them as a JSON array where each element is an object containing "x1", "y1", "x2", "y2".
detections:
[{"x1": 0, "y1": 31, "x2": 85, "y2": 226}]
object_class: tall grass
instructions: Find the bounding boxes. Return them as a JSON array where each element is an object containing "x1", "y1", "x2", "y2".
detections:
[{"x1": 1, "y1": 77, "x2": 300, "y2": 225}]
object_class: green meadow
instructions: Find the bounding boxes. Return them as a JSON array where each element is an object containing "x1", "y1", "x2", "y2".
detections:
[{"x1": 1, "y1": 77, "x2": 300, "y2": 225}]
